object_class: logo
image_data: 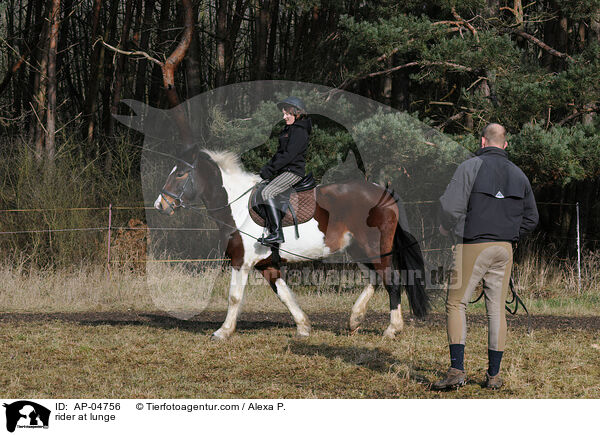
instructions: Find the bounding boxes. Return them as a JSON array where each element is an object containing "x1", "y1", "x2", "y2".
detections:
[
  {"x1": 495, "y1": 190, "x2": 505, "y2": 198},
  {"x1": 3, "y1": 401, "x2": 50, "y2": 433}
]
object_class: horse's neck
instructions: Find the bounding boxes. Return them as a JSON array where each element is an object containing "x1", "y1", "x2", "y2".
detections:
[{"x1": 214, "y1": 168, "x2": 257, "y2": 223}]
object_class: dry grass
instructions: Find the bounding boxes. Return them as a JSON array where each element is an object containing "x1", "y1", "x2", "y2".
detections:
[
  {"x1": 514, "y1": 249, "x2": 600, "y2": 299},
  {"x1": 0, "y1": 261, "x2": 599, "y2": 398},
  {"x1": 0, "y1": 314, "x2": 598, "y2": 398}
]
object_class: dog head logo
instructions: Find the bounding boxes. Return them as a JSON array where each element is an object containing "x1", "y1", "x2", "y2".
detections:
[{"x1": 3, "y1": 401, "x2": 51, "y2": 433}]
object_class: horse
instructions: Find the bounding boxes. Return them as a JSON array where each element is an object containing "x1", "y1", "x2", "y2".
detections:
[{"x1": 154, "y1": 148, "x2": 429, "y2": 340}]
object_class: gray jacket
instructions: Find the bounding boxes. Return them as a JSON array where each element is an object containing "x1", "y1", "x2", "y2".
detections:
[{"x1": 439, "y1": 147, "x2": 539, "y2": 243}]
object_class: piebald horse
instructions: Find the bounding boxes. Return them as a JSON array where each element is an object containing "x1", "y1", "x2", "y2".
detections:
[{"x1": 154, "y1": 149, "x2": 429, "y2": 339}]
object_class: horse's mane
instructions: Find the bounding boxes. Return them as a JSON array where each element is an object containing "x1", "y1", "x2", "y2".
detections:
[{"x1": 202, "y1": 149, "x2": 251, "y2": 176}]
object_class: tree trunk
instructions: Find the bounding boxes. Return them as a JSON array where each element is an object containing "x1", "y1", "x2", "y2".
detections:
[
  {"x1": 184, "y1": 0, "x2": 202, "y2": 98},
  {"x1": 46, "y1": 0, "x2": 61, "y2": 163},
  {"x1": 82, "y1": 0, "x2": 103, "y2": 143},
  {"x1": 101, "y1": 0, "x2": 120, "y2": 135},
  {"x1": 382, "y1": 58, "x2": 392, "y2": 105},
  {"x1": 254, "y1": 0, "x2": 269, "y2": 80},
  {"x1": 134, "y1": 0, "x2": 156, "y2": 102},
  {"x1": 14, "y1": 0, "x2": 35, "y2": 117},
  {"x1": 161, "y1": 0, "x2": 194, "y2": 145},
  {"x1": 591, "y1": 11, "x2": 600, "y2": 43},
  {"x1": 266, "y1": 0, "x2": 279, "y2": 78},
  {"x1": 215, "y1": 0, "x2": 227, "y2": 87},
  {"x1": 149, "y1": 0, "x2": 171, "y2": 107},
  {"x1": 224, "y1": 0, "x2": 248, "y2": 84},
  {"x1": 391, "y1": 52, "x2": 410, "y2": 111},
  {"x1": 33, "y1": 20, "x2": 50, "y2": 160},
  {"x1": 290, "y1": 11, "x2": 308, "y2": 77},
  {"x1": 108, "y1": 0, "x2": 136, "y2": 136}
]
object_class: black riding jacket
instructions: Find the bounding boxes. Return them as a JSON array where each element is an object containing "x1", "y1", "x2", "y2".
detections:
[
  {"x1": 261, "y1": 118, "x2": 312, "y2": 179},
  {"x1": 439, "y1": 146, "x2": 539, "y2": 243}
]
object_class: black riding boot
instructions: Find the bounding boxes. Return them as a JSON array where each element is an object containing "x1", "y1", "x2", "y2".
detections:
[{"x1": 258, "y1": 198, "x2": 284, "y2": 245}]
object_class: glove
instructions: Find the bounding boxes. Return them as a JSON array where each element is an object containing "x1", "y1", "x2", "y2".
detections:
[{"x1": 260, "y1": 166, "x2": 274, "y2": 180}]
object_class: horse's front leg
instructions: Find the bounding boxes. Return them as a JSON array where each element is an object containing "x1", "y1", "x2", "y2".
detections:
[
  {"x1": 258, "y1": 266, "x2": 311, "y2": 337},
  {"x1": 349, "y1": 283, "x2": 375, "y2": 334},
  {"x1": 212, "y1": 266, "x2": 250, "y2": 340}
]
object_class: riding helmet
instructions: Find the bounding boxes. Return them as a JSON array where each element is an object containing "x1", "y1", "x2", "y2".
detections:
[{"x1": 277, "y1": 96, "x2": 307, "y2": 112}]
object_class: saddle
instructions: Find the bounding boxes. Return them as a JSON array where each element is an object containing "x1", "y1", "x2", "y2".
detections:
[{"x1": 249, "y1": 173, "x2": 317, "y2": 239}]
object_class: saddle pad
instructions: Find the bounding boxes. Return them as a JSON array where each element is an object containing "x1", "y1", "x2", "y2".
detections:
[{"x1": 249, "y1": 187, "x2": 317, "y2": 227}]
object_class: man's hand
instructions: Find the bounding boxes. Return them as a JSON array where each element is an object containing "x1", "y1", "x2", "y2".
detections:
[{"x1": 439, "y1": 224, "x2": 450, "y2": 237}]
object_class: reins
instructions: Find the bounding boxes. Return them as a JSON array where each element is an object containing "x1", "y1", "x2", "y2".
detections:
[{"x1": 469, "y1": 274, "x2": 532, "y2": 333}]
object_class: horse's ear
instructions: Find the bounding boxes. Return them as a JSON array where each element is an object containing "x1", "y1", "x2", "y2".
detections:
[{"x1": 112, "y1": 99, "x2": 150, "y2": 132}]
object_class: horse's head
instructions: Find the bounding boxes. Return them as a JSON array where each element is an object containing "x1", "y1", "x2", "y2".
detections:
[
  {"x1": 154, "y1": 151, "x2": 223, "y2": 215},
  {"x1": 154, "y1": 158, "x2": 197, "y2": 215}
]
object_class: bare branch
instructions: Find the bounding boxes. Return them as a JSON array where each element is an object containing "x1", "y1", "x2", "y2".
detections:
[
  {"x1": 432, "y1": 20, "x2": 462, "y2": 26},
  {"x1": 557, "y1": 106, "x2": 597, "y2": 126},
  {"x1": 99, "y1": 38, "x2": 163, "y2": 66},
  {"x1": 29, "y1": 101, "x2": 48, "y2": 135},
  {"x1": 451, "y1": 7, "x2": 480, "y2": 43},
  {"x1": 466, "y1": 76, "x2": 488, "y2": 91},
  {"x1": 510, "y1": 29, "x2": 576, "y2": 62},
  {"x1": 437, "y1": 111, "x2": 466, "y2": 131},
  {"x1": 332, "y1": 61, "x2": 472, "y2": 95},
  {"x1": 0, "y1": 54, "x2": 27, "y2": 95}
]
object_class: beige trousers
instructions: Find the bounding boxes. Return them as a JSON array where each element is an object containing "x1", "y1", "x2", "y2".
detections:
[{"x1": 446, "y1": 242, "x2": 513, "y2": 351}]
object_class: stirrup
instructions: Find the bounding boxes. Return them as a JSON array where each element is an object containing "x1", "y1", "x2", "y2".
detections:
[{"x1": 258, "y1": 230, "x2": 284, "y2": 245}]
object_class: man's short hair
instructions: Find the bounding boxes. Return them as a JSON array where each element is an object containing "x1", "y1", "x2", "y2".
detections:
[{"x1": 481, "y1": 123, "x2": 506, "y2": 146}]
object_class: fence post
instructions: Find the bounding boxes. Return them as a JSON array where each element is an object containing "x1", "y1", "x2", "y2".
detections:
[
  {"x1": 107, "y1": 203, "x2": 112, "y2": 278},
  {"x1": 576, "y1": 202, "x2": 581, "y2": 295}
]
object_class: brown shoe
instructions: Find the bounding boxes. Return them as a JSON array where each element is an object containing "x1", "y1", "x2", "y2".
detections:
[
  {"x1": 485, "y1": 372, "x2": 503, "y2": 389},
  {"x1": 432, "y1": 367, "x2": 466, "y2": 390}
]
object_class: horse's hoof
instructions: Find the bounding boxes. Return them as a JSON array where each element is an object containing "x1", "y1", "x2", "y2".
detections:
[
  {"x1": 296, "y1": 324, "x2": 311, "y2": 338},
  {"x1": 383, "y1": 328, "x2": 396, "y2": 339},
  {"x1": 211, "y1": 331, "x2": 229, "y2": 341},
  {"x1": 349, "y1": 314, "x2": 365, "y2": 332}
]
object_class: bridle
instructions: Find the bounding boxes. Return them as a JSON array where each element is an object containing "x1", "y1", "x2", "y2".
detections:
[{"x1": 159, "y1": 159, "x2": 196, "y2": 213}]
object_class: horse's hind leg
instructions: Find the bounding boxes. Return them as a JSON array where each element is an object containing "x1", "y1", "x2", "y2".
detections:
[
  {"x1": 381, "y1": 269, "x2": 404, "y2": 338},
  {"x1": 258, "y1": 266, "x2": 311, "y2": 337},
  {"x1": 212, "y1": 266, "x2": 250, "y2": 340},
  {"x1": 347, "y1": 244, "x2": 402, "y2": 337}
]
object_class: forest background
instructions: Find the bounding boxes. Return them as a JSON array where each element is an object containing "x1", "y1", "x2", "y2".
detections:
[{"x1": 0, "y1": 0, "x2": 599, "y2": 266}]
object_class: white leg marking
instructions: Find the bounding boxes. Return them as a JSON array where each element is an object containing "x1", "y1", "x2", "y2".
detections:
[
  {"x1": 274, "y1": 278, "x2": 311, "y2": 337},
  {"x1": 383, "y1": 307, "x2": 405, "y2": 338},
  {"x1": 349, "y1": 284, "x2": 375, "y2": 332},
  {"x1": 212, "y1": 266, "x2": 250, "y2": 340}
]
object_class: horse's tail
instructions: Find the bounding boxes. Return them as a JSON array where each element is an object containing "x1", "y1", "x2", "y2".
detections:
[{"x1": 387, "y1": 186, "x2": 430, "y2": 318}]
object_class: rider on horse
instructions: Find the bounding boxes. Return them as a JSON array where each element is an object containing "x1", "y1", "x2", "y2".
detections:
[{"x1": 258, "y1": 97, "x2": 312, "y2": 245}]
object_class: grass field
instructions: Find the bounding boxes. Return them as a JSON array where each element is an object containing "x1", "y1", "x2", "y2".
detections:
[{"x1": 1, "y1": 265, "x2": 599, "y2": 399}]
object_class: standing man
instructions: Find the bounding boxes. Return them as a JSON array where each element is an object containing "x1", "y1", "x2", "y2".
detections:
[{"x1": 433, "y1": 123, "x2": 539, "y2": 390}]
